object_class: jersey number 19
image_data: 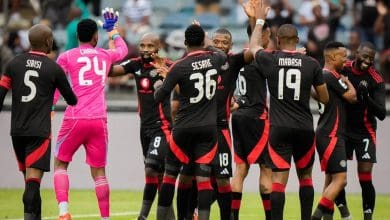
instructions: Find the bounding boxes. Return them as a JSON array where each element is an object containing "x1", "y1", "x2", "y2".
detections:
[{"x1": 278, "y1": 68, "x2": 301, "y2": 100}]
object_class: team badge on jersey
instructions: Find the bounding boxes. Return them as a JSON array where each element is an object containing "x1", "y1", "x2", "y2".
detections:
[
  {"x1": 221, "y1": 61, "x2": 229, "y2": 70},
  {"x1": 140, "y1": 78, "x2": 150, "y2": 89}
]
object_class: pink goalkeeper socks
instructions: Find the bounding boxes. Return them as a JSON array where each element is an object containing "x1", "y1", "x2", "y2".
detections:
[
  {"x1": 54, "y1": 169, "x2": 69, "y2": 203},
  {"x1": 95, "y1": 176, "x2": 110, "y2": 218}
]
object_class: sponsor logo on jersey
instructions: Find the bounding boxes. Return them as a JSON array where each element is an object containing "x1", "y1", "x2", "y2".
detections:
[
  {"x1": 149, "y1": 149, "x2": 158, "y2": 155},
  {"x1": 220, "y1": 168, "x2": 230, "y2": 175},
  {"x1": 362, "y1": 153, "x2": 371, "y2": 160}
]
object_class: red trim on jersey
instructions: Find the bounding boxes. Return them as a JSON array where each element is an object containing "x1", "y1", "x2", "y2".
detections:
[
  {"x1": 169, "y1": 136, "x2": 190, "y2": 164},
  {"x1": 26, "y1": 178, "x2": 41, "y2": 184},
  {"x1": 158, "y1": 103, "x2": 172, "y2": 143},
  {"x1": 358, "y1": 172, "x2": 372, "y2": 181},
  {"x1": 225, "y1": 94, "x2": 231, "y2": 123},
  {"x1": 145, "y1": 176, "x2": 159, "y2": 184},
  {"x1": 218, "y1": 185, "x2": 232, "y2": 193},
  {"x1": 29, "y1": 51, "x2": 47, "y2": 56},
  {"x1": 321, "y1": 108, "x2": 339, "y2": 171},
  {"x1": 299, "y1": 178, "x2": 313, "y2": 187},
  {"x1": 137, "y1": 97, "x2": 141, "y2": 115},
  {"x1": 262, "y1": 199, "x2": 271, "y2": 210},
  {"x1": 195, "y1": 142, "x2": 218, "y2": 164},
  {"x1": 295, "y1": 140, "x2": 316, "y2": 169},
  {"x1": 319, "y1": 197, "x2": 334, "y2": 210},
  {"x1": 167, "y1": 50, "x2": 211, "y2": 72},
  {"x1": 281, "y1": 49, "x2": 298, "y2": 54},
  {"x1": 272, "y1": 183, "x2": 286, "y2": 192},
  {"x1": 221, "y1": 129, "x2": 232, "y2": 150},
  {"x1": 268, "y1": 143, "x2": 290, "y2": 169},
  {"x1": 364, "y1": 108, "x2": 377, "y2": 145},
  {"x1": 323, "y1": 68, "x2": 341, "y2": 78},
  {"x1": 247, "y1": 119, "x2": 269, "y2": 164},
  {"x1": 162, "y1": 176, "x2": 177, "y2": 185},
  {"x1": 231, "y1": 199, "x2": 241, "y2": 209},
  {"x1": 259, "y1": 111, "x2": 268, "y2": 120},
  {"x1": 368, "y1": 67, "x2": 383, "y2": 83},
  {"x1": 0, "y1": 75, "x2": 11, "y2": 90},
  {"x1": 197, "y1": 180, "x2": 213, "y2": 191},
  {"x1": 26, "y1": 138, "x2": 50, "y2": 168},
  {"x1": 234, "y1": 152, "x2": 245, "y2": 164},
  {"x1": 349, "y1": 61, "x2": 365, "y2": 75}
]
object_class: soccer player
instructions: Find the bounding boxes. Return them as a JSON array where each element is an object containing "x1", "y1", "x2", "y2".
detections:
[
  {"x1": 249, "y1": 4, "x2": 330, "y2": 220},
  {"x1": 311, "y1": 41, "x2": 357, "y2": 220},
  {"x1": 0, "y1": 24, "x2": 77, "y2": 220},
  {"x1": 109, "y1": 33, "x2": 174, "y2": 220},
  {"x1": 335, "y1": 42, "x2": 386, "y2": 220},
  {"x1": 230, "y1": 22, "x2": 272, "y2": 220},
  {"x1": 53, "y1": 10, "x2": 128, "y2": 220},
  {"x1": 154, "y1": 23, "x2": 227, "y2": 220}
]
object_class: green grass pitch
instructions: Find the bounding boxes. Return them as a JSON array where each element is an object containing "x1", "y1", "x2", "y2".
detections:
[{"x1": 0, "y1": 189, "x2": 389, "y2": 219}]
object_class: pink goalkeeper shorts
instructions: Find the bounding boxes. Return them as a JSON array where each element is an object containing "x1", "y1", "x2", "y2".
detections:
[{"x1": 55, "y1": 118, "x2": 108, "y2": 167}]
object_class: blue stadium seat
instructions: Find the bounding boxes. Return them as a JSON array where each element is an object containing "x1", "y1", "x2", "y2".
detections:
[
  {"x1": 159, "y1": 12, "x2": 191, "y2": 30},
  {"x1": 194, "y1": 13, "x2": 220, "y2": 30}
]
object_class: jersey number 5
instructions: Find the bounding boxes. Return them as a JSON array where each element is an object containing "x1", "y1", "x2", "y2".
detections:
[
  {"x1": 278, "y1": 68, "x2": 301, "y2": 100},
  {"x1": 22, "y1": 70, "x2": 39, "y2": 102},
  {"x1": 190, "y1": 69, "x2": 217, "y2": 103},
  {"x1": 77, "y1": 56, "x2": 107, "y2": 86}
]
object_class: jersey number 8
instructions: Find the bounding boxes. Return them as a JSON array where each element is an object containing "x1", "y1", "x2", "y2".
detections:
[
  {"x1": 189, "y1": 69, "x2": 217, "y2": 103},
  {"x1": 278, "y1": 68, "x2": 301, "y2": 100}
]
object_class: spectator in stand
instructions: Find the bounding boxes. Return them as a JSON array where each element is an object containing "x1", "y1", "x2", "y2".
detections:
[
  {"x1": 327, "y1": 0, "x2": 347, "y2": 40},
  {"x1": 5, "y1": 31, "x2": 26, "y2": 56},
  {"x1": 298, "y1": 0, "x2": 330, "y2": 43},
  {"x1": 306, "y1": 3, "x2": 332, "y2": 66},
  {"x1": 82, "y1": 0, "x2": 101, "y2": 17},
  {"x1": 65, "y1": 0, "x2": 90, "y2": 50},
  {"x1": 348, "y1": 28, "x2": 362, "y2": 59},
  {"x1": 266, "y1": 0, "x2": 294, "y2": 29},
  {"x1": 353, "y1": 0, "x2": 378, "y2": 44},
  {"x1": 374, "y1": 0, "x2": 390, "y2": 83},
  {"x1": 41, "y1": 0, "x2": 72, "y2": 28},
  {"x1": 123, "y1": 0, "x2": 152, "y2": 35},
  {"x1": 195, "y1": 0, "x2": 221, "y2": 15}
]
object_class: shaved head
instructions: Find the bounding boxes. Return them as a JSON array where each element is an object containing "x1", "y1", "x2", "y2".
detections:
[
  {"x1": 277, "y1": 24, "x2": 298, "y2": 40},
  {"x1": 28, "y1": 24, "x2": 53, "y2": 53},
  {"x1": 141, "y1": 33, "x2": 160, "y2": 45}
]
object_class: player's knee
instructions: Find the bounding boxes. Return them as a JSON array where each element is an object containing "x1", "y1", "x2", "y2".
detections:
[
  {"x1": 234, "y1": 164, "x2": 249, "y2": 179},
  {"x1": 145, "y1": 167, "x2": 158, "y2": 176},
  {"x1": 23, "y1": 181, "x2": 40, "y2": 213},
  {"x1": 259, "y1": 181, "x2": 272, "y2": 194},
  {"x1": 195, "y1": 163, "x2": 212, "y2": 177},
  {"x1": 178, "y1": 174, "x2": 193, "y2": 184}
]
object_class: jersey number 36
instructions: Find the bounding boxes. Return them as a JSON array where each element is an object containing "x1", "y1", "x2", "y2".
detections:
[{"x1": 189, "y1": 69, "x2": 217, "y2": 103}]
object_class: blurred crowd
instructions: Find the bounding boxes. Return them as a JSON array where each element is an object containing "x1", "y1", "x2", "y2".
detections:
[{"x1": 0, "y1": 0, "x2": 389, "y2": 93}]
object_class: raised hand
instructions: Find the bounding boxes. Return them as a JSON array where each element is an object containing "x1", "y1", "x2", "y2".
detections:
[
  {"x1": 150, "y1": 54, "x2": 169, "y2": 78},
  {"x1": 239, "y1": 0, "x2": 257, "y2": 18},
  {"x1": 101, "y1": 7, "x2": 119, "y2": 32},
  {"x1": 254, "y1": 0, "x2": 270, "y2": 20}
]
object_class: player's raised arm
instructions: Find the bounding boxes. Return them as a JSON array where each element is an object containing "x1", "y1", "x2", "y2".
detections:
[
  {"x1": 249, "y1": 0, "x2": 270, "y2": 57},
  {"x1": 100, "y1": 8, "x2": 128, "y2": 63}
]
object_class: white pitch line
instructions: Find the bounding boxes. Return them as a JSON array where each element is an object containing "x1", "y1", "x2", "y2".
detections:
[{"x1": 4, "y1": 211, "x2": 139, "y2": 220}]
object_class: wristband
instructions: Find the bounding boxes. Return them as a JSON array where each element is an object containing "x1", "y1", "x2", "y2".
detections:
[
  {"x1": 256, "y1": 19, "x2": 265, "y2": 26},
  {"x1": 111, "y1": 33, "x2": 120, "y2": 40}
]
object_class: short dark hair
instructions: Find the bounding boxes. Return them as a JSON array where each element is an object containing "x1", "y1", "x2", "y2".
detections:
[
  {"x1": 77, "y1": 19, "x2": 98, "y2": 43},
  {"x1": 246, "y1": 21, "x2": 269, "y2": 38},
  {"x1": 214, "y1": 28, "x2": 232, "y2": 39},
  {"x1": 359, "y1": 41, "x2": 376, "y2": 51},
  {"x1": 324, "y1": 41, "x2": 345, "y2": 51},
  {"x1": 185, "y1": 24, "x2": 205, "y2": 47}
]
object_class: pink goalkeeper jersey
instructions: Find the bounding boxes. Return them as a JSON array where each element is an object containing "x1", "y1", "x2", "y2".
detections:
[{"x1": 56, "y1": 37, "x2": 128, "y2": 119}]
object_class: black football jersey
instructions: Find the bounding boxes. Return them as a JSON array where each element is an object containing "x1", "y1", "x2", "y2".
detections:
[
  {"x1": 121, "y1": 57, "x2": 173, "y2": 128},
  {"x1": 216, "y1": 52, "x2": 245, "y2": 127},
  {"x1": 155, "y1": 50, "x2": 227, "y2": 128},
  {"x1": 0, "y1": 52, "x2": 77, "y2": 137},
  {"x1": 254, "y1": 50, "x2": 324, "y2": 129},
  {"x1": 234, "y1": 61, "x2": 268, "y2": 118},
  {"x1": 342, "y1": 60, "x2": 386, "y2": 140},
  {"x1": 316, "y1": 69, "x2": 348, "y2": 137}
]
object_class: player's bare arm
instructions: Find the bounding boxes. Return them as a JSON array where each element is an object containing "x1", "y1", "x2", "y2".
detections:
[
  {"x1": 0, "y1": 75, "x2": 10, "y2": 112},
  {"x1": 249, "y1": 0, "x2": 270, "y2": 57},
  {"x1": 340, "y1": 75, "x2": 357, "y2": 103},
  {"x1": 315, "y1": 84, "x2": 329, "y2": 104}
]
